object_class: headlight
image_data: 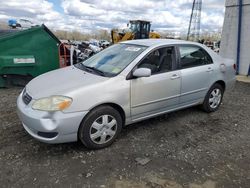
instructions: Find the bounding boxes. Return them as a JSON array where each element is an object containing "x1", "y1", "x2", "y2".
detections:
[{"x1": 32, "y1": 96, "x2": 72, "y2": 111}]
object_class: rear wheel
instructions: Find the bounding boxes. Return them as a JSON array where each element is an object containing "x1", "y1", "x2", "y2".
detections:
[
  {"x1": 78, "y1": 106, "x2": 122, "y2": 149},
  {"x1": 202, "y1": 83, "x2": 224, "y2": 112}
]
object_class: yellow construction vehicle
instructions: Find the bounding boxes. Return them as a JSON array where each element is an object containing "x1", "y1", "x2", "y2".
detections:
[{"x1": 111, "y1": 20, "x2": 160, "y2": 44}]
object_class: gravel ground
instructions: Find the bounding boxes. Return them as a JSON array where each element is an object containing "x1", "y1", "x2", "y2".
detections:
[{"x1": 0, "y1": 81, "x2": 250, "y2": 188}]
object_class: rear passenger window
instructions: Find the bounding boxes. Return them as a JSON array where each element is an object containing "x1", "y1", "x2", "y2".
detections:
[{"x1": 179, "y1": 45, "x2": 213, "y2": 69}]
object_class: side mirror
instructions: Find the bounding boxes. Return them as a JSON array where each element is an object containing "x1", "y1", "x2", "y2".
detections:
[{"x1": 133, "y1": 68, "x2": 151, "y2": 78}]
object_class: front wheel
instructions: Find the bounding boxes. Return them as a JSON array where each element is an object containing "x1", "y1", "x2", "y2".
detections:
[
  {"x1": 78, "y1": 106, "x2": 122, "y2": 149},
  {"x1": 202, "y1": 83, "x2": 224, "y2": 112}
]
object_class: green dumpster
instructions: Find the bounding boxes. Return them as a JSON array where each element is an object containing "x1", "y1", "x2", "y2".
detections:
[{"x1": 0, "y1": 24, "x2": 62, "y2": 87}]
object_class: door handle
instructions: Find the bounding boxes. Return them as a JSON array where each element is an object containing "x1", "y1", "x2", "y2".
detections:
[
  {"x1": 171, "y1": 74, "x2": 180, "y2": 80},
  {"x1": 206, "y1": 67, "x2": 213, "y2": 72}
]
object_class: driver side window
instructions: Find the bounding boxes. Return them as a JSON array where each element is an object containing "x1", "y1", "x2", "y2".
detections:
[{"x1": 138, "y1": 47, "x2": 174, "y2": 75}]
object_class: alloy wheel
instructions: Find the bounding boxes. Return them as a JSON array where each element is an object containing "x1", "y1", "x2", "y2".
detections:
[{"x1": 209, "y1": 88, "x2": 222, "y2": 109}]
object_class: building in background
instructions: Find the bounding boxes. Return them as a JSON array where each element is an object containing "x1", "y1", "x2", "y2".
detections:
[{"x1": 220, "y1": 0, "x2": 250, "y2": 75}]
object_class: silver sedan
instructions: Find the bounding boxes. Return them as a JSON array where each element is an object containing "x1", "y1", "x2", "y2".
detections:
[{"x1": 17, "y1": 39, "x2": 236, "y2": 149}]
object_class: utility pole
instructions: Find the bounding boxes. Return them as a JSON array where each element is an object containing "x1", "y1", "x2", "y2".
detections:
[{"x1": 187, "y1": 0, "x2": 202, "y2": 41}]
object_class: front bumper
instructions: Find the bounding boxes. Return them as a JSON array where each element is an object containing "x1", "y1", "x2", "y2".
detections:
[{"x1": 17, "y1": 94, "x2": 88, "y2": 144}]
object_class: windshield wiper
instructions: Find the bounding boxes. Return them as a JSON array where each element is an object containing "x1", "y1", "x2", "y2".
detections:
[
  {"x1": 84, "y1": 65, "x2": 106, "y2": 76},
  {"x1": 75, "y1": 63, "x2": 107, "y2": 76},
  {"x1": 74, "y1": 63, "x2": 87, "y2": 71}
]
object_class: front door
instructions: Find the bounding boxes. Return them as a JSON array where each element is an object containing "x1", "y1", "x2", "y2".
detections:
[{"x1": 130, "y1": 46, "x2": 181, "y2": 121}]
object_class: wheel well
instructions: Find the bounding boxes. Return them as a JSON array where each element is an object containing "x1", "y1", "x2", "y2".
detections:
[
  {"x1": 214, "y1": 80, "x2": 226, "y2": 91},
  {"x1": 77, "y1": 103, "x2": 126, "y2": 141},
  {"x1": 89, "y1": 103, "x2": 126, "y2": 126}
]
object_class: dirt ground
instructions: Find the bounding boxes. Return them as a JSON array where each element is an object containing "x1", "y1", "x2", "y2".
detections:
[{"x1": 0, "y1": 81, "x2": 250, "y2": 188}]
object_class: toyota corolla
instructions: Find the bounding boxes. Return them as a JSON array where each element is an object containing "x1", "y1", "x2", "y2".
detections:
[{"x1": 17, "y1": 39, "x2": 236, "y2": 149}]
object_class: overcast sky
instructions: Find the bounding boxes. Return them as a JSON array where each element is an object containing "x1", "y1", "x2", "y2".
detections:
[{"x1": 0, "y1": 0, "x2": 225, "y2": 34}]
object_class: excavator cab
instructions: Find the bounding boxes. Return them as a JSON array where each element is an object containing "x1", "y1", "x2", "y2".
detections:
[{"x1": 129, "y1": 20, "x2": 151, "y2": 39}]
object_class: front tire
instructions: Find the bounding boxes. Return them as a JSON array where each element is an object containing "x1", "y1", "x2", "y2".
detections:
[
  {"x1": 202, "y1": 83, "x2": 224, "y2": 112},
  {"x1": 78, "y1": 106, "x2": 122, "y2": 149}
]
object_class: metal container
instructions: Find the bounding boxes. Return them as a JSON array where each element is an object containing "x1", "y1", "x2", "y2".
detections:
[{"x1": 0, "y1": 25, "x2": 61, "y2": 87}]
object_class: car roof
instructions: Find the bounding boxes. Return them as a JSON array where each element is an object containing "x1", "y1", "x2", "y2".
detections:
[{"x1": 120, "y1": 39, "x2": 199, "y2": 47}]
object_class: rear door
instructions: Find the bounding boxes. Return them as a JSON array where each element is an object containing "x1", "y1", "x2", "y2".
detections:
[
  {"x1": 177, "y1": 45, "x2": 215, "y2": 105},
  {"x1": 130, "y1": 46, "x2": 181, "y2": 121}
]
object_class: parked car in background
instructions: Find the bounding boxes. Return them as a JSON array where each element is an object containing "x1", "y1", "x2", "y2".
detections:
[
  {"x1": 17, "y1": 39, "x2": 236, "y2": 149},
  {"x1": 100, "y1": 40, "x2": 110, "y2": 48},
  {"x1": 8, "y1": 19, "x2": 37, "y2": 29},
  {"x1": 89, "y1": 39, "x2": 102, "y2": 53}
]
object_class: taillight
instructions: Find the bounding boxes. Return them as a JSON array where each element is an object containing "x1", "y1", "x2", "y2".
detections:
[{"x1": 233, "y1": 64, "x2": 236, "y2": 70}]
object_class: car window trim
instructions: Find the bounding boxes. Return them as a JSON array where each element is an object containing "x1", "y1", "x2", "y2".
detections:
[
  {"x1": 176, "y1": 44, "x2": 214, "y2": 70},
  {"x1": 126, "y1": 45, "x2": 179, "y2": 80}
]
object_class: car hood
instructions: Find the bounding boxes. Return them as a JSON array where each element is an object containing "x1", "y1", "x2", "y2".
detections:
[{"x1": 26, "y1": 65, "x2": 108, "y2": 99}]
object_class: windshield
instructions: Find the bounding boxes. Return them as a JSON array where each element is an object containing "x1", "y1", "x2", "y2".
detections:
[{"x1": 80, "y1": 44, "x2": 147, "y2": 77}]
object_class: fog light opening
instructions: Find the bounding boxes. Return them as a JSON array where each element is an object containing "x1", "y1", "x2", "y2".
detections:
[{"x1": 37, "y1": 131, "x2": 58, "y2": 138}]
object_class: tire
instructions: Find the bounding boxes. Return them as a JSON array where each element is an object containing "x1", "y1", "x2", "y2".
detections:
[
  {"x1": 78, "y1": 106, "x2": 122, "y2": 149},
  {"x1": 202, "y1": 83, "x2": 224, "y2": 113}
]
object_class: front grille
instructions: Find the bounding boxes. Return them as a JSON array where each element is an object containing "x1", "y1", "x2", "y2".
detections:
[{"x1": 22, "y1": 89, "x2": 32, "y2": 105}]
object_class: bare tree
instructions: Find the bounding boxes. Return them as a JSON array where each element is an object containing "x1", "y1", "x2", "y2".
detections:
[{"x1": 53, "y1": 29, "x2": 111, "y2": 41}]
